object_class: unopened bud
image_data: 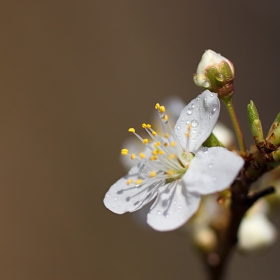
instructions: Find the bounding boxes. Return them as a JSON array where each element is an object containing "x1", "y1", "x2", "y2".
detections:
[{"x1": 194, "y1": 50, "x2": 235, "y2": 99}]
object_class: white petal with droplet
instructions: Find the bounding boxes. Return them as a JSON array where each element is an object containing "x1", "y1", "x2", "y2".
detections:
[
  {"x1": 104, "y1": 163, "x2": 162, "y2": 214},
  {"x1": 174, "y1": 90, "x2": 220, "y2": 153},
  {"x1": 183, "y1": 147, "x2": 244, "y2": 194},
  {"x1": 147, "y1": 181, "x2": 201, "y2": 231}
]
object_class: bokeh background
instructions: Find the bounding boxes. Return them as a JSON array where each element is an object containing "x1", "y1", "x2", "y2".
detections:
[{"x1": 0, "y1": 1, "x2": 280, "y2": 279}]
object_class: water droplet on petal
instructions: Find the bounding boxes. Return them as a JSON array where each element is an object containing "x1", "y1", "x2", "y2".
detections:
[
  {"x1": 191, "y1": 104, "x2": 195, "y2": 109},
  {"x1": 191, "y1": 120, "x2": 198, "y2": 127},
  {"x1": 114, "y1": 197, "x2": 118, "y2": 201},
  {"x1": 177, "y1": 125, "x2": 181, "y2": 130},
  {"x1": 203, "y1": 147, "x2": 208, "y2": 153},
  {"x1": 187, "y1": 108, "x2": 192, "y2": 115},
  {"x1": 210, "y1": 93, "x2": 214, "y2": 97},
  {"x1": 173, "y1": 201, "x2": 177, "y2": 204},
  {"x1": 157, "y1": 210, "x2": 161, "y2": 215},
  {"x1": 177, "y1": 205, "x2": 182, "y2": 212},
  {"x1": 164, "y1": 213, "x2": 170, "y2": 218},
  {"x1": 197, "y1": 97, "x2": 200, "y2": 101}
]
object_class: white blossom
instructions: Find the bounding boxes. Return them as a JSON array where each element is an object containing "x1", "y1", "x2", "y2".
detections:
[{"x1": 104, "y1": 91, "x2": 244, "y2": 231}]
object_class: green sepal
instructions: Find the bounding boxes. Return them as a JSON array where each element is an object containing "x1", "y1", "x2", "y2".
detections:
[
  {"x1": 271, "y1": 149, "x2": 280, "y2": 162},
  {"x1": 247, "y1": 100, "x2": 264, "y2": 145},
  {"x1": 266, "y1": 125, "x2": 280, "y2": 149},
  {"x1": 203, "y1": 133, "x2": 224, "y2": 148},
  {"x1": 267, "y1": 112, "x2": 280, "y2": 138},
  {"x1": 220, "y1": 61, "x2": 233, "y2": 82},
  {"x1": 206, "y1": 66, "x2": 224, "y2": 89}
]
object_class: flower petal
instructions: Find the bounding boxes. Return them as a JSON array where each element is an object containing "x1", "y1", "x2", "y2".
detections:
[
  {"x1": 147, "y1": 181, "x2": 201, "y2": 231},
  {"x1": 183, "y1": 147, "x2": 244, "y2": 194},
  {"x1": 174, "y1": 90, "x2": 220, "y2": 153},
  {"x1": 103, "y1": 163, "x2": 162, "y2": 214}
]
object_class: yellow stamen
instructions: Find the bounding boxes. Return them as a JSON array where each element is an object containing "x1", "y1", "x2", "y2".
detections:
[
  {"x1": 152, "y1": 131, "x2": 157, "y2": 136},
  {"x1": 159, "y1": 106, "x2": 165, "y2": 113},
  {"x1": 135, "y1": 179, "x2": 142, "y2": 185},
  {"x1": 185, "y1": 131, "x2": 190, "y2": 138},
  {"x1": 128, "y1": 128, "x2": 135, "y2": 133},
  {"x1": 142, "y1": 139, "x2": 148, "y2": 144},
  {"x1": 152, "y1": 150, "x2": 158, "y2": 155},
  {"x1": 131, "y1": 153, "x2": 135, "y2": 160},
  {"x1": 155, "y1": 103, "x2": 160, "y2": 109},
  {"x1": 154, "y1": 141, "x2": 161, "y2": 147},
  {"x1": 150, "y1": 171, "x2": 157, "y2": 177},
  {"x1": 167, "y1": 170, "x2": 174, "y2": 176},
  {"x1": 170, "y1": 141, "x2": 176, "y2": 147},
  {"x1": 169, "y1": 153, "x2": 176, "y2": 159},
  {"x1": 158, "y1": 150, "x2": 165, "y2": 155},
  {"x1": 146, "y1": 124, "x2": 151, "y2": 129},
  {"x1": 142, "y1": 123, "x2": 147, "y2": 128},
  {"x1": 163, "y1": 114, "x2": 168, "y2": 122},
  {"x1": 150, "y1": 155, "x2": 158, "y2": 161},
  {"x1": 164, "y1": 133, "x2": 169, "y2": 138},
  {"x1": 139, "y1": 153, "x2": 146, "y2": 159},
  {"x1": 126, "y1": 179, "x2": 133, "y2": 185},
  {"x1": 121, "y1": 149, "x2": 129, "y2": 155},
  {"x1": 164, "y1": 142, "x2": 168, "y2": 147}
]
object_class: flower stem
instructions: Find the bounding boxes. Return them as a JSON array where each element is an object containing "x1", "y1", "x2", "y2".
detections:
[{"x1": 222, "y1": 97, "x2": 246, "y2": 153}]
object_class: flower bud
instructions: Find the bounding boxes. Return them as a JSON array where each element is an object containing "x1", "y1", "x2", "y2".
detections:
[
  {"x1": 192, "y1": 226, "x2": 217, "y2": 252},
  {"x1": 237, "y1": 213, "x2": 277, "y2": 253},
  {"x1": 194, "y1": 50, "x2": 235, "y2": 99}
]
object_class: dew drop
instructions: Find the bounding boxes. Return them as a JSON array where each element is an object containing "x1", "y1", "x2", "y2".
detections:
[
  {"x1": 177, "y1": 205, "x2": 182, "y2": 212},
  {"x1": 197, "y1": 97, "x2": 200, "y2": 101},
  {"x1": 178, "y1": 136, "x2": 182, "y2": 140},
  {"x1": 177, "y1": 125, "x2": 181, "y2": 130},
  {"x1": 157, "y1": 210, "x2": 161, "y2": 215},
  {"x1": 164, "y1": 213, "x2": 170, "y2": 218},
  {"x1": 191, "y1": 120, "x2": 198, "y2": 127},
  {"x1": 191, "y1": 104, "x2": 195, "y2": 109},
  {"x1": 174, "y1": 201, "x2": 177, "y2": 204},
  {"x1": 208, "y1": 164, "x2": 212, "y2": 168},
  {"x1": 186, "y1": 120, "x2": 191, "y2": 125},
  {"x1": 187, "y1": 108, "x2": 192, "y2": 115},
  {"x1": 203, "y1": 147, "x2": 208, "y2": 153},
  {"x1": 114, "y1": 197, "x2": 118, "y2": 201},
  {"x1": 210, "y1": 93, "x2": 214, "y2": 97},
  {"x1": 204, "y1": 97, "x2": 207, "y2": 101}
]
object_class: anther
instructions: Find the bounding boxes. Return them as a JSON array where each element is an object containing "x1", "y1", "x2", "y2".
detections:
[
  {"x1": 135, "y1": 179, "x2": 142, "y2": 185},
  {"x1": 150, "y1": 171, "x2": 157, "y2": 177},
  {"x1": 131, "y1": 153, "x2": 135, "y2": 160},
  {"x1": 139, "y1": 153, "x2": 146, "y2": 159},
  {"x1": 128, "y1": 128, "x2": 135, "y2": 133},
  {"x1": 159, "y1": 106, "x2": 165, "y2": 113},
  {"x1": 126, "y1": 179, "x2": 133, "y2": 185},
  {"x1": 121, "y1": 149, "x2": 129, "y2": 155},
  {"x1": 142, "y1": 139, "x2": 149, "y2": 144}
]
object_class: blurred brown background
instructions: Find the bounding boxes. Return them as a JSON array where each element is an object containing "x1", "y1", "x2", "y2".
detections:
[{"x1": 0, "y1": 1, "x2": 280, "y2": 279}]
